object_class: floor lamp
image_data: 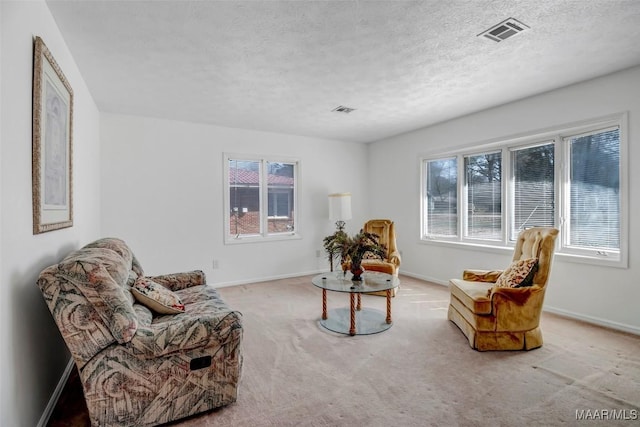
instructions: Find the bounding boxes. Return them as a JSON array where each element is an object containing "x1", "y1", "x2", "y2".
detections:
[{"x1": 328, "y1": 192, "x2": 352, "y2": 271}]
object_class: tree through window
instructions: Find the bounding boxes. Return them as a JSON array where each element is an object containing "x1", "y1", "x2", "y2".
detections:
[
  {"x1": 465, "y1": 152, "x2": 502, "y2": 240},
  {"x1": 567, "y1": 127, "x2": 620, "y2": 250},
  {"x1": 420, "y1": 115, "x2": 625, "y2": 265}
]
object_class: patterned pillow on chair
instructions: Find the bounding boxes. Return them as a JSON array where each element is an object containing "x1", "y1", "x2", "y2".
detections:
[
  {"x1": 362, "y1": 251, "x2": 383, "y2": 260},
  {"x1": 494, "y1": 258, "x2": 538, "y2": 288},
  {"x1": 132, "y1": 277, "x2": 185, "y2": 314}
]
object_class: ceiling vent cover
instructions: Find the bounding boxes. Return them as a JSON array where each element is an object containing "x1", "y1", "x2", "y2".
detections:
[
  {"x1": 332, "y1": 105, "x2": 356, "y2": 114},
  {"x1": 478, "y1": 18, "x2": 529, "y2": 42}
]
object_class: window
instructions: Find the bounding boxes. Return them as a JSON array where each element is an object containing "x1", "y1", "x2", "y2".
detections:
[
  {"x1": 510, "y1": 142, "x2": 555, "y2": 241},
  {"x1": 424, "y1": 158, "x2": 457, "y2": 237},
  {"x1": 421, "y1": 114, "x2": 627, "y2": 267},
  {"x1": 465, "y1": 152, "x2": 502, "y2": 240},
  {"x1": 566, "y1": 127, "x2": 620, "y2": 252},
  {"x1": 225, "y1": 154, "x2": 299, "y2": 243}
]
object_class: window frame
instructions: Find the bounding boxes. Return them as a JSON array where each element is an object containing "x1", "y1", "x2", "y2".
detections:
[
  {"x1": 507, "y1": 140, "x2": 557, "y2": 242},
  {"x1": 423, "y1": 156, "x2": 459, "y2": 240},
  {"x1": 462, "y1": 149, "x2": 503, "y2": 242},
  {"x1": 560, "y1": 124, "x2": 623, "y2": 260},
  {"x1": 419, "y1": 113, "x2": 628, "y2": 268},
  {"x1": 224, "y1": 153, "x2": 301, "y2": 245}
]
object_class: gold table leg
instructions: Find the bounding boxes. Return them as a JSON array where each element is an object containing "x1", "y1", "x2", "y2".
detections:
[
  {"x1": 322, "y1": 289, "x2": 327, "y2": 320},
  {"x1": 356, "y1": 293, "x2": 362, "y2": 311},
  {"x1": 349, "y1": 292, "x2": 356, "y2": 336},
  {"x1": 386, "y1": 289, "x2": 392, "y2": 324}
]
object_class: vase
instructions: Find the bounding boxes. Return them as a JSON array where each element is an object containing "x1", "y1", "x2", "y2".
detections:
[{"x1": 350, "y1": 264, "x2": 364, "y2": 281}]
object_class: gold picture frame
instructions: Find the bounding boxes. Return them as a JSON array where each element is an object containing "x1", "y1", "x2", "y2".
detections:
[{"x1": 32, "y1": 36, "x2": 73, "y2": 234}]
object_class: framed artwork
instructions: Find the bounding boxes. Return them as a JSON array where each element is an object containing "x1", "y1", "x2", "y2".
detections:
[{"x1": 32, "y1": 36, "x2": 74, "y2": 234}]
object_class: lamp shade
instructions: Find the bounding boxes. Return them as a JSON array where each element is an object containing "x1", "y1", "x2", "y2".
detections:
[{"x1": 328, "y1": 192, "x2": 352, "y2": 221}]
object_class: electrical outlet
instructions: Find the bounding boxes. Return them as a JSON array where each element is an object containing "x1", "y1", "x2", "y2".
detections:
[
  {"x1": 212, "y1": 259, "x2": 219, "y2": 269},
  {"x1": 316, "y1": 249, "x2": 321, "y2": 258}
]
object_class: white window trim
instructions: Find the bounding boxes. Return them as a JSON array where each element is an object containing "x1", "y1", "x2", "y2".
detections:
[
  {"x1": 462, "y1": 149, "x2": 503, "y2": 242},
  {"x1": 419, "y1": 112, "x2": 628, "y2": 268},
  {"x1": 224, "y1": 153, "x2": 301, "y2": 245},
  {"x1": 507, "y1": 139, "x2": 556, "y2": 242}
]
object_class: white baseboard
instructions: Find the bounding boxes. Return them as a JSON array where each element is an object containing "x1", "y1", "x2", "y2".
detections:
[
  {"x1": 399, "y1": 270, "x2": 448, "y2": 286},
  {"x1": 402, "y1": 269, "x2": 639, "y2": 336},
  {"x1": 214, "y1": 269, "x2": 325, "y2": 288},
  {"x1": 544, "y1": 305, "x2": 640, "y2": 336},
  {"x1": 215, "y1": 269, "x2": 447, "y2": 289},
  {"x1": 37, "y1": 357, "x2": 75, "y2": 427}
]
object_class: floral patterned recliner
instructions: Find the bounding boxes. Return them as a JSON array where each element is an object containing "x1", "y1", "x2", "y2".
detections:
[{"x1": 37, "y1": 238, "x2": 243, "y2": 426}]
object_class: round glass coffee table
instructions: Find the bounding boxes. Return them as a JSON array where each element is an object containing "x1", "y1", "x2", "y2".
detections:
[{"x1": 311, "y1": 271, "x2": 399, "y2": 336}]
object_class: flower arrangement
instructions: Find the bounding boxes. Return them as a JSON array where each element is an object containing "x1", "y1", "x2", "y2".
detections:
[{"x1": 322, "y1": 229, "x2": 386, "y2": 280}]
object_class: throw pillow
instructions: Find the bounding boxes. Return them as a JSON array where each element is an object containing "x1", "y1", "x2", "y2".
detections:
[
  {"x1": 131, "y1": 277, "x2": 185, "y2": 314},
  {"x1": 515, "y1": 261, "x2": 538, "y2": 288},
  {"x1": 494, "y1": 258, "x2": 538, "y2": 288},
  {"x1": 362, "y1": 251, "x2": 383, "y2": 260}
]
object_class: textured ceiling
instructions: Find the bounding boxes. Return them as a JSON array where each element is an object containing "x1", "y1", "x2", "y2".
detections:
[{"x1": 46, "y1": 0, "x2": 640, "y2": 143}]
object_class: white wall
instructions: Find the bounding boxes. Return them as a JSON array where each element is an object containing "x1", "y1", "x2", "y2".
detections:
[
  {"x1": 0, "y1": 0, "x2": 5, "y2": 423},
  {"x1": 369, "y1": 66, "x2": 640, "y2": 334},
  {"x1": 0, "y1": 1, "x2": 102, "y2": 425},
  {"x1": 101, "y1": 113, "x2": 368, "y2": 285}
]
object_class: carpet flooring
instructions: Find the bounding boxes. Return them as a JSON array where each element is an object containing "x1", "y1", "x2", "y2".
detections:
[{"x1": 48, "y1": 274, "x2": 640, "y2": 426}]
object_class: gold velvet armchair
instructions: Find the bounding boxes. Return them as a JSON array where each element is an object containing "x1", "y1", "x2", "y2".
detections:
[
  {"x1": 448, "y1": 227, "x2": 559, "y2": 351},
  {"x1": 361, "y1": 219, "x2": 401, "y2": 296}
]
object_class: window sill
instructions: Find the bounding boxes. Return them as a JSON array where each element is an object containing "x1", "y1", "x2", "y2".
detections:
[
  {"x1": 554, "y1": 252, "x2": 626, "y2": 269},
  {"x1": 419, "y1": 238, "x2": 627, "y2": 269},
  {"x1": 224, "y1": 232, "x2": 302, "y2": 245},
  {"x1": 419, "y1": 237, "x2": 513, "y2": 256}
]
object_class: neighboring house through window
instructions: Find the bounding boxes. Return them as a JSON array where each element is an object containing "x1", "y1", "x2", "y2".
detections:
[{"x1": 225, "y1": 154, "x2": 299, "y2": 243}]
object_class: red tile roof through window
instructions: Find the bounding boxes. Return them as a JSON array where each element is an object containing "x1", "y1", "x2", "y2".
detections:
[{"x1": 229, "y1": 168, "x2": 294, "y2": 185}]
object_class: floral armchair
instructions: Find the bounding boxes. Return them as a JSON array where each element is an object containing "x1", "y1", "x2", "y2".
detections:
[
  {"x1": 448, "y1": 227, "x2": 559, "y2": 351},
  {"x1": 37, "y1": 238, "x2": 243, "y2": 426}
]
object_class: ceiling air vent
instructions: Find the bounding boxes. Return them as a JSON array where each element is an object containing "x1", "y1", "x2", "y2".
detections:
[
  {"x1": 332, "y1": 105, "x2": 356, "y2": 114},
  {"x1": 478, "y1": 18, "x2": 529, "y2": 42}
]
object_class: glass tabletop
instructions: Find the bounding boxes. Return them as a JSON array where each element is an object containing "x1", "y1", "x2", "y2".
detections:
[{"x1": 311, "y1": 271, "x2": 399, "y2": 293}]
